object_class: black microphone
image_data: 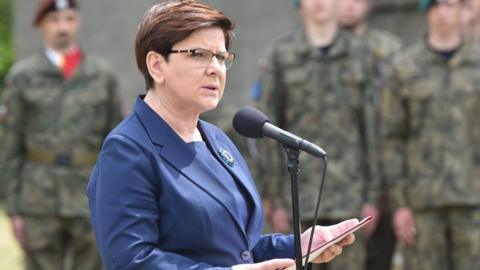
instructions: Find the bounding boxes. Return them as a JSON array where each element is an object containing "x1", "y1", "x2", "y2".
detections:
[{"x1": 232, "y1": 107, "x2": 327, "y2": 158}]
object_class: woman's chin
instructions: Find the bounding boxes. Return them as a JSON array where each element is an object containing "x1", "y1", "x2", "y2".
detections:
[{"x1": 199, "y1": 100, "x2": 220, "y2": 114}]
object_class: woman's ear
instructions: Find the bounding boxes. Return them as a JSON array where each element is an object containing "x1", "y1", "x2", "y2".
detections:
[{"x1": 146, "y1": 51, "x2": 166, "y2": 85}]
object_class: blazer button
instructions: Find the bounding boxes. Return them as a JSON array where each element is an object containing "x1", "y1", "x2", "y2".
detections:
[{"x1": 241, "y1": 250, "x2": 251, "y2": 262}]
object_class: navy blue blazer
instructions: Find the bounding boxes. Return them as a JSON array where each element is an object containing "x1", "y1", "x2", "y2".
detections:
[{"x1": 87, "y1": 96, "x2": 294, "y2": 270}]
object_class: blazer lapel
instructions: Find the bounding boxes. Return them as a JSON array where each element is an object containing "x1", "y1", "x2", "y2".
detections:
[
  {"x1": 161, "y1": 138, "x2": 248, "y2": 235},
  {"x1": 134, "y1": 97, "x2": 247, "y2": 239},
  {"x1": 201, "y1": 122, "x2": 263, "y2": 237}
]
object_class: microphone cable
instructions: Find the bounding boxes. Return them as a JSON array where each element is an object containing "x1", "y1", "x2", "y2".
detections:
[{"x1": 302, "y1": 156, "x2": 328, "y2": 270}]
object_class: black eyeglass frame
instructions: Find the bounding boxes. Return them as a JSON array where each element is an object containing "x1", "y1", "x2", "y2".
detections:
[{"x1": 169, "y1": 48, "x2": 236, "y2": 70}]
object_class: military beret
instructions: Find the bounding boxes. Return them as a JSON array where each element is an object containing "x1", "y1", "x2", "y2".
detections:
[
  {"x1": 33, "y1": 0, "x2": 77, "y2": 26},
  {"x1": 419, "y1": 0, "x2": 447, "y2": 12}
]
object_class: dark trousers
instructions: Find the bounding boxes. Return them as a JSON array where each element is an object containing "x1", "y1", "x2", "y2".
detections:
[{"x1": 365, "y1": 208, "x2": 396, "y2": 270}]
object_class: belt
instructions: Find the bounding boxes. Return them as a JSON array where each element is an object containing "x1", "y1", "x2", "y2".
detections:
[{"x1": 27, "y1": 149, "x2": 98, "y2": 167}]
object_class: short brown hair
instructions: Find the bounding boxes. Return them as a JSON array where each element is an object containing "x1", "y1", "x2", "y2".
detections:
[{"x1": 135, "y1": 0, "x2": 235, "y2": 89}]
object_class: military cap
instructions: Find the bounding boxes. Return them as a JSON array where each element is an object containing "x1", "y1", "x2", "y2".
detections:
[
  {"x1": 419, "y1": 0, "x2": 447, "y2": 12},
  {"x1": 33, "y1": 0, "x2": 77, "y2": 26}
]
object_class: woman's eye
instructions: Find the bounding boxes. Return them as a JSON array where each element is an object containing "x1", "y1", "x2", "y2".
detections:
[{"x1": 191, "y1": 51, "x2": 206, "y2": 58}]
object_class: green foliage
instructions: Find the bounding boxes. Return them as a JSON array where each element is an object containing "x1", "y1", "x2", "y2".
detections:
[
  {"x1": 0, "y1": 0, "x2": 13, "y2": 90},
  {"x1": 0, "y1": 0, "x2": 11, "y2": 173}
]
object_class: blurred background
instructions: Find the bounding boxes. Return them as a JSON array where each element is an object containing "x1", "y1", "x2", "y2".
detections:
[
  {"x1": 0, "y1": 0, "x2": 426, "y2": 269},
  {"x1": 8, "y1": 0, "x2": 425, "y2": 115}
]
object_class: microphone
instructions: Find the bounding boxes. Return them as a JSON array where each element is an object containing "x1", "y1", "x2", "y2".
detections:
[{"x1": 232, "y1": 107, "x2": 327, "y2": 158}]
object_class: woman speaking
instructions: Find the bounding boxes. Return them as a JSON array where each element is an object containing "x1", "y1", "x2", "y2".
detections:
[{"x1": 87, "y1": 1, "x2": 357, "y2": 269}]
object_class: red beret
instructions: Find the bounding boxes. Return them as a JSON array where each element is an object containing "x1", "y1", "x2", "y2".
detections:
[{"x1": 33, "y1": 0, "x2": 77, "y2": 26}]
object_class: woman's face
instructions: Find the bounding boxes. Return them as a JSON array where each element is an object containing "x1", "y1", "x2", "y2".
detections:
[{"x1": 161, "y1": 27, "x2": 228, "y2": 115}]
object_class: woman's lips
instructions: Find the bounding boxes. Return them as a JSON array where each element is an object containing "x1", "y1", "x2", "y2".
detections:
[{"x1": 202, "y1": 84, "x2": 219, "y2": 91}]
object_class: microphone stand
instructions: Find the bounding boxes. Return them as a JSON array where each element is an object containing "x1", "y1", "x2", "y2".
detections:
[{"x1": 282, "y1": 146, "x2": 303, "y2": 270}]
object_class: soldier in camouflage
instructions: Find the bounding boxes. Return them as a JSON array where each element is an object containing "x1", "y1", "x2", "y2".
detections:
[
  {"x1": 0, "y1": 0, "x2": 123, "y2": 269},
  {"x1": 257, "y1": 0, "x2": 379, "y2": 269},
  {"x1": 382, "y1": 0, "x2": 480, "y2": 269},
  {"x1": 336, "y1": 1, "x2": 402, "y2": 269}
]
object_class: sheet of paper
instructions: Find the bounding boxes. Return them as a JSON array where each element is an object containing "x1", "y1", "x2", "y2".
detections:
[{"x1": 284, "y1": 216, "x2": 373, "y2": 270}]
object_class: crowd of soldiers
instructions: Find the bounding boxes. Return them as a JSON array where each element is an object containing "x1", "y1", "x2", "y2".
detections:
[
  {"x1": 1, "y1": 0, "x2": 480, "y2": 270},
  {"x1": 248, "y1": 0, "x2": 480, "y2": 270}
]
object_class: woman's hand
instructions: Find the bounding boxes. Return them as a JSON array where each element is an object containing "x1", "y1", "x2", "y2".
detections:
[
  {"x1": 301, "y1": 219, "x2": 358, "y2": 263},
  {"x1": 269, "y1": 207, "x2": 290, "y2": 233},
  {"x1": 233, "y1": 219, "x2": 358, "y2": 269},
  {"x1": 232, "y1": 258, "x2": 294, "y2": 270}
]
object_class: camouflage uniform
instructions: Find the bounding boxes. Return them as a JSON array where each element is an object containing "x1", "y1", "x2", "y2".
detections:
[
  {"x1": 382, "y1": 40, "x2": 480, "y2": 270},
  {"x1": 353, "y1": 27, "x2": 402, "y2": 270},
  {"x1": 257, "y1": 29, "x2": 379, "y2": 270},
  {"x1": 0, "y1": 51, "x2": 123, "y2": 270}
]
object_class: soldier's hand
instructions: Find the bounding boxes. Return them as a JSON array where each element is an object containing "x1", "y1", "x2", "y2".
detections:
[
  {"x1": 262, "y1": 198, "x2": 273, "y2": 222},
  {"x1": 10, "y1": 215, "x2": 26, "y2": 250},
  {"x1": 393, "y1": 207, "x2": 416, "y2": 246},
  {"x1": 232, "y1": 258, "x2": 294, "y2": 270},
  {"x1": 0, "y1": 104, "x2": 7, "y2": 123},
  {"x1": 361, "y1": 203, "x2": 379, "y2": 239},
  {"x1": 270, "y1": 207, "x2": 289, "y2": 233}
]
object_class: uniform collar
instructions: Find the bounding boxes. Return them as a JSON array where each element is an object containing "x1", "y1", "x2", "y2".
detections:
[
  {"x1": 293, "y1": 29, "x2": 350, "y2": 60},
  {"x1": 421, "y1": 37, "x2": 479, "y2": 68},
  {"x1": 39, "y1": 46, "x2": 86, "y2": 80},
  {"x1": 45, "y1": 47, "x2": 63, "y2": 68},
  {"x1": 44, "y1": 45, "x2": 81, "y2": 68}
]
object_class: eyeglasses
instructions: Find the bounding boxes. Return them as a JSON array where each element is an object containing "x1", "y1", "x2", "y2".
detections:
[{"x1": 169, "y1": 48, "x2": 235, "y2": 70}]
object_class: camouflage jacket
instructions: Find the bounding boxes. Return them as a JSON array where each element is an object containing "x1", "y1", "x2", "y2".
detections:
[
  {"x1": 1, "y1": 51, "x2": 123, "y2": 217},
  {"x1": 257, "y1": 30, "x2": 379, "y2": 220},
  {"x1": 359, "y1": 27, "x2": 402, "y2": 103},
  {"x1": 381, "y1": 40, "x2": 480, "y2": 211},
  {"x1": 357, "y1": 27, "x2": 402, "y2": 196},
  {"x1": 361, "y1": 28, "x2": 402, "y2": 64}
]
